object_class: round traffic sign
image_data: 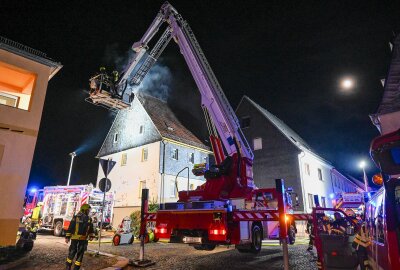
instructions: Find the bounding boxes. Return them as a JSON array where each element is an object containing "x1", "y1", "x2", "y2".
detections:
[{"x1": 99, "y1": 178, "x2": 112, "y2": 192}]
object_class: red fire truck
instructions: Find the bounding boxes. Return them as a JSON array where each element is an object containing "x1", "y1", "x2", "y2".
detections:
[
  {"x1": 366, "y1": 129, "x2": 400, "y2": 270},
  {"x1": 24, "y1": 184, "x2": 114, "y2": 236},
  {"x1": 87, "y1": 2, "x2": 303, "y2": 252}
]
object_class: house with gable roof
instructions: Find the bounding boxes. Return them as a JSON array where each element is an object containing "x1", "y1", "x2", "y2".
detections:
[
  {"x1": 96, "y1": 93, "x2": 211, "y2": 225},
  {"x1": 370, "y1": 34, "x2": 400, "y2": 135},
  {"x1": 236, "y1": 95, "x2": 360, "y2": 213}
]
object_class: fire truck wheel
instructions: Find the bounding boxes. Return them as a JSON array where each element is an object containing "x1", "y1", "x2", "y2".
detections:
[
  {"x1": 128, "y1": 235, "x2": 134, "y2": 244},
  {"x1": 250, "y1": 224, "x2": 262, "y2": 254},
  {"x1": 113, "y1": 235, "x2": 121, "y2": 246},
  {"x1": 288, "y1": 225, "x2": 296, "y2": 245},
  {"x1": 153, "y1": 237, "x2": 159, "y2": 243},
  {"x1": 54, "y1": 221, "x2": 63, "y2": 237}
]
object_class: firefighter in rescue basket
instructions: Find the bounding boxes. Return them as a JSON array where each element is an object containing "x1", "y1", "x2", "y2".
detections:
[{"x1": 65, "y1": 204, "x2": 95, "y2": 270}]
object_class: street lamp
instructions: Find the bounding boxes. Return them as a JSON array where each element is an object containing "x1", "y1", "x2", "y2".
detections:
[
  {"x1": 359, "y1": 160, "x2": 368, "y2": 192},
  {"x1": 67, "y1": 152, "x2": 76, "y2": 186}
]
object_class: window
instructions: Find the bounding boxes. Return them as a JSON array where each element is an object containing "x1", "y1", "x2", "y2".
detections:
[
  {"x1": 138, "y1": 180, "x2": 146, "y2": 198},
  {"x1": 121, "y1": 153, "x2": 127, "y2": 166},
  {"x1": 139, "y1": 125, "x2": 145, "y2": 134},
  {"x1": 305, "y1": 163, "x2": 310, "y2": 176},
  {"x1": 240, "y1": 116, "x2": 251, "y2": 129},
  {"x1": 0, "y1": 92, "x2": 19, "y2": 108},
  {"x1": 189, "y1": 152, "x2": 194, "y2": 164},
  {"x1": 308, "y1": 193, "x2": 314, "y2": 209},
  {"x1": 113, "y1": 133, "x2": 118, "y2": 143},
  {"x1": 142, "y1": 148, "x2": 148, "y2": 162},
  {"x1": 318, "y1": 168, "x2": 323, "y2": 181},
  {"x1": 171, "y1": 148, "x2": 178, "y2": 160},
  {"x1": 321, "y1": 196, "x2": 326, "y2": 207},
  {"x1": 0, "y1": 61, "x2": 37, "y2": 111},
  {"x1": 253, "y1": 137, "x2": 262, "y2": 150}
]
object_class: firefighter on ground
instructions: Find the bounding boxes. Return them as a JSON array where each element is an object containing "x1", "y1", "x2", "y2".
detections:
[
  {"x1": 331, "y1": 212, "x2": 347, "y2": 235},
  {"x1": 65, "y1": 204, "x2": 95, "y2": 270},
  {"x1": 352, "y1": 222, "x2": 371, "y2": 270},
  {"x1": 29, "y1": 202, "x2": 43, "y2": 239},
  {"x1": 306, "y1": 217, "x2": 314, "y2": 251}
]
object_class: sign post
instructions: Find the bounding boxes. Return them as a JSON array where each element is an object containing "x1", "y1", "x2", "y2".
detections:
[
  {"x1": 130, "y1": 188, "x2": 155, "y2": 267},
  {"x1": 97, "y1": 158, "x2": 115, "y2": 255},
  {"x1": 275, "y1": 179, "x2": 289, "y2": 270}
]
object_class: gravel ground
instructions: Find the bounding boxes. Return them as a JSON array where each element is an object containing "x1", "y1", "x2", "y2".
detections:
[
  {"x1": 89, "y1": 238, "x2": 318, "y2": 270},
  {"x1": 10, "y1": 234, "x2": 117, "y2": 270}
]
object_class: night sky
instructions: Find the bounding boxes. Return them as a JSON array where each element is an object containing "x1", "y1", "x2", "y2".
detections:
[{"x1": 2, "y1": 1, "x2": 400, "y2": 189}]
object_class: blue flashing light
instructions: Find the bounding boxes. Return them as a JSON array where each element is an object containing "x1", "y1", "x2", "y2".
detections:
[
  {"x1": 329, "y1": 193, "x2": 335, "y2": 199},
  {"x1": 29, "y1": 188, "x2": 37, "y2": 194}
]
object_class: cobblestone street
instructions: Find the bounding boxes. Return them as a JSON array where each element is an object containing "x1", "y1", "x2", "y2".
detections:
[
  {"x1": 7, "y1": 233, "x2": 318, "y2": 270},
  {"x1": 91, "y1": 237, "x2": 318, "y2": 270},
  {"x1": 9, "y1": 234, "x2": 117, "y2": 270}
]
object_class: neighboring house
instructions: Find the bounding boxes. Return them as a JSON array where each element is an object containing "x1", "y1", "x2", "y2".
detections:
[
  {"x1": 370, "y1": 34, "x2": 400, "y2": 136},
  {"x1": 96, "y1": 94, "x2": 211, "y2": 225},
  {"x1": 0, "y1": 36, "x2": 61, "y2": 247},
  {"x1": 236, "y1": 95, "x2": 360, "y2": 213}
]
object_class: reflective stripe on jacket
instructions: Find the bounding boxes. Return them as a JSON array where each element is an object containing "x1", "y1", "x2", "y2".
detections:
[
  {"x1": 353, "y1": 224, "x2": 371, "y2": 249},
  {"x1": 31, "y1": 206, "x2": 41, "y2": 221}
]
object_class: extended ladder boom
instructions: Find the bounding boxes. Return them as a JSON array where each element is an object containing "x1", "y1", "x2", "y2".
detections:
[{"x1": 115, "y1": 2, "x2": 253, "y2": 160}]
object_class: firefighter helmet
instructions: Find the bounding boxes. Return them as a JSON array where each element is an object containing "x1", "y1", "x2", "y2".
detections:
[{"x1": 80, "y1": 204, "x2": 91, "y2": 211}]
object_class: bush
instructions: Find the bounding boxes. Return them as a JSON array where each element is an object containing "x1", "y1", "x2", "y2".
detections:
[{"x1": 129, "y1": 199, "x2": 159, "y2": 237}]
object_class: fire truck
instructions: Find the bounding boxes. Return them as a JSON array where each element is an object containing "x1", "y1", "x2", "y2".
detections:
[
  {"x1": 334, "y1": 192, "x2": 364, "y2": 218},
  {"x1": 87, "y1": 2, "x2": 302, "y2": 252},
  {"x1": 366, "y1": 129, "x2": 400, "y2": 270},
  {"x1": 24, "y1": 184, "x2": 114, "y2": 236}
]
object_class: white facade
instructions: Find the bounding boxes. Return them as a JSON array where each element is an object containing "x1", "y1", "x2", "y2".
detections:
[
  {"x1": 96, "y1": 140, "x2": 207, "y2": 225},
  {"x1": 298, "y1": 150, "x2": 334, "y2": 211},
  {"x1": 298, "y1": 149, "x2": 360, "y2": 213}
]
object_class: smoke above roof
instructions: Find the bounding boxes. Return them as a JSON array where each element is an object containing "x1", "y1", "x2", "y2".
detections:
[{"x1": 102, "y1": 43, "x2": 172, "y2": 101}]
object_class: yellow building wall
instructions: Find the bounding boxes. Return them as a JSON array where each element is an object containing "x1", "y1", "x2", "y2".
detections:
[{"x1": 0, "y1": 47, "x2": 59, "y2": 246}]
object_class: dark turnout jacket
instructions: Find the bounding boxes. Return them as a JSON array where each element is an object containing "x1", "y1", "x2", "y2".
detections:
[{"x1": 65, "y1": 212, "x2": 95, "y2": 240}]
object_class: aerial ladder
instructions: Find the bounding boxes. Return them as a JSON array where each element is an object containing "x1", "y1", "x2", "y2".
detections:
[{"x1": 87, "y1": 1, "x2": 305, "y2": 254}]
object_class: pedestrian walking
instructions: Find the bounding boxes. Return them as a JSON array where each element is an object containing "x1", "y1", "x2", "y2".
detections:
[{"x1": 65, "y1": 204, "x2": 95, "y2": 270}]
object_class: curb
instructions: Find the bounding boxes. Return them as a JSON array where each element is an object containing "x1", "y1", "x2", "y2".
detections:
[{"x1": 87, "y1": 249, "x2": 129, "y2": 270}]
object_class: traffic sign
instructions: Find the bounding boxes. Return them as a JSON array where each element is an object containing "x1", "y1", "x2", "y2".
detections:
[
  {"x1": 99, "y1": 159, "x2": 116, "y2": 177},
  {"x1": 99, "y1": 178, "x2": 112, "y2": 192}
]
